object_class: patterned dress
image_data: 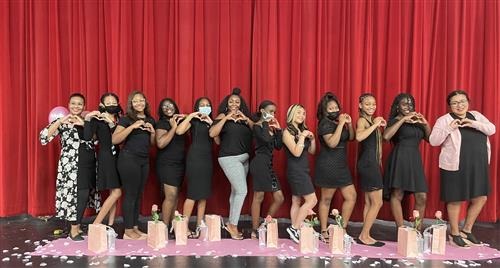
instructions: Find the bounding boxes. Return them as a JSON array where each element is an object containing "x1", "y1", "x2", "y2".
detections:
[{"x1": 40, "y1": 120, "x2": 100, "y2": 221}]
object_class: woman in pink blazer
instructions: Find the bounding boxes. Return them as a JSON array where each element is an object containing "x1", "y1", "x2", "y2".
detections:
[{"x1": 429, "y1": 90, "x2": 495, "y2": 247}]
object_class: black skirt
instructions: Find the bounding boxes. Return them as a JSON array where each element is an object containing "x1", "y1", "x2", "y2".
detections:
[{"x1": 157, "y1": 159, "x2": 185, "y2": 187}]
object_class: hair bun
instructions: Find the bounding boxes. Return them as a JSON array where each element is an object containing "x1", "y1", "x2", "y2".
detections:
[{"x1": 232, "y1": 87, "x2": 241, "y2": 95}]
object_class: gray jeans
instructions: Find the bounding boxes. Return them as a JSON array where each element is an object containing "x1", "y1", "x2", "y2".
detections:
[{"x1": 218, "y1": 153, "x2": 249, "y2": 225}]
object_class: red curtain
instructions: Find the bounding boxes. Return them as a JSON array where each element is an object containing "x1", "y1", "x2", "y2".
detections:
[{"x1": 1, "y1": 1, "x2": 498, "y2": 222}]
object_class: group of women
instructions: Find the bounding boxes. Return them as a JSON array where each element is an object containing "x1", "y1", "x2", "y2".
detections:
[{"x1": 40, "y1": 88, "x2": 495, "y2": 248}]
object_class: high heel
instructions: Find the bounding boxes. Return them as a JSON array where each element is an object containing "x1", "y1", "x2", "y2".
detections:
[
  {"x1": 460, "y1": 230, "x2": 482, "y2": 245},
  {"x1": 449, "y1": 234, "x2": 470, "y2": 248},
  {"x1": 224, "y1": 224, "x2": 243, "y2": 240}
]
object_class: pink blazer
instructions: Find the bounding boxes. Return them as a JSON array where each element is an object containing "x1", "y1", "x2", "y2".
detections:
[{"x1": 429, "y1": 111, "x2": 495, "y2": 171}]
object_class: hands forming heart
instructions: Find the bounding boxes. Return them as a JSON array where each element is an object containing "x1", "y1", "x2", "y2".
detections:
[{"x1": 450, "y1": 118, "x2": 473, "y2": 129}]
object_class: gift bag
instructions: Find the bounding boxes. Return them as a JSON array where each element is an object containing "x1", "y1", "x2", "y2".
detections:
[
  {"x1": 328, "y1": 224, "x2": 345, "y2": 254},
  {"x1": 88, "y1": 224, "x2": 108, "y2": 253},
  {"x1": 205, "y1": 214, "x2": 222, "y2": 242},
  {"x1": 397, "y1": 226, "x2": 420, "y2": 258},
  {"x1": 431, "y1": 224, "x2": 446, "y2": 255},
  {"x1": 147, "y1": 221, "x2": 167, "y2": 249},
  {"x1": 299, "y1": 225, "x2": 317, "y2": 254},
  {"x1": 266, "y1": 221, "x2": 278, "y2": 248},
  {"x1": 172, "y1": 218, "x2": 188, "y2": 245}
]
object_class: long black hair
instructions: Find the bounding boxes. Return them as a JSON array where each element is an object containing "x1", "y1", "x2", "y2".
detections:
[
  {"x1": 388, "y1": 93, "x2": 415, "y2": 120},
  {"x1": 316, "y1": 92, "x2": 340, "y2": 121},
  {"x1": 217, "y1": 87, "x2": 251, "y2": 117},
  {"x1": 157, "y1": 98, "x2": 180, "y2": 120},
  {"x1": 126, "y1": 90, "x2": 152, "y2": 121}
]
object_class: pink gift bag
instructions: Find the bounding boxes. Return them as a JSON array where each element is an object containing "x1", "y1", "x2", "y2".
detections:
[
  {"x1": 328, "y1": 224, "x2": 345, "y2": 254},
  {"x1": 88, "y1": 224, "x2": 107, "y2": 253},
  {"x1": 397, "y1": 226, "x2": 420, "y2": 258},
  {"x1": 205, "y1": 214, "x2": 222, "y2": 242},
  {"x1": 147, "y1": 221, "x2": 167, "y2": 249},
  {"x1": 266, "y1": 221, "x2": 278, "y2": 248},
  {"x1": 299, "y1": 225, "x2": 317, "y2": 254},
  {"x1": 431, "y1": 224, "x2": 446, "y2": 255},
  {"x1": 172, "y1": 218, "x2": 188, "y2": 245}
]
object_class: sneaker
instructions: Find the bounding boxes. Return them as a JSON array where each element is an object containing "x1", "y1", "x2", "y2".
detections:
[{"x1": 286, "y1": 226, "x2": 300, "y2": 244}]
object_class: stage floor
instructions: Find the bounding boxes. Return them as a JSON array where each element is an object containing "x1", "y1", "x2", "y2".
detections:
[{"x1": 1, "y1": 215, "x2": 499, "y2": 267}]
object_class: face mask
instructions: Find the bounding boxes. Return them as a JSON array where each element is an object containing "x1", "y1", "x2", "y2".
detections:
[
  {"x1": 327, "y1": 111, "x2": 340, "y2": 120},
  {"x1": 262, "y1": 111, "x2": 274, "y2": 121},
  {"x1": 103, "y1": 105, "x2": 121, "y2": 114},
  {"x1": 199, "y1": 106, "x2": 212, "y2": 115}
]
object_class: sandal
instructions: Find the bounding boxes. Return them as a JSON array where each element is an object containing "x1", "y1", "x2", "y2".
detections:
[
  {"x1": 449, "y1": 234, "x2": 470, "y2": 248},
  {"x1": 223, "y1": 224, "x2": 244, "y2": 240},
  {"x1": 320, "y1": 230, "x2": 329, "y2": 243},
  {"x1": 460, "y1": 230, "x2": 482, "y2": 245},
  {"x1": 187, "y1": 229, "x2": 200, "y2": 239}
]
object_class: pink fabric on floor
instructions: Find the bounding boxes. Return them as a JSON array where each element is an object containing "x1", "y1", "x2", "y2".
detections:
[{"x1": 30, "y1": 238, "x2": 500, "y2": 261}]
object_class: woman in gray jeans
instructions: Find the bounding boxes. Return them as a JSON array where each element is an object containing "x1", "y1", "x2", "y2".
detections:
[{"x1": 209, "y1": 88, "x2": 254, "y2": 239}]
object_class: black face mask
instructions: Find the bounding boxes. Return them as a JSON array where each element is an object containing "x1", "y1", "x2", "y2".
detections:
[
  {"x1": 327, "y1": 111, "x2": 340, "y2": 120},
  {"x1": 99, "y1": 105, "x2": 121, "y2": 114}
]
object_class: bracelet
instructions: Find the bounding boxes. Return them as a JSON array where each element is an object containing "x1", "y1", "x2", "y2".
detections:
[{"x1": 297, "y1": 143, "x2": 305, "y2": 147}]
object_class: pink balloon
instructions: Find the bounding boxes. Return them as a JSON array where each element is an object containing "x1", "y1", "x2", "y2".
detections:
[{"x1": 48, "y1": 106, "x2": 69, "y2": 123}]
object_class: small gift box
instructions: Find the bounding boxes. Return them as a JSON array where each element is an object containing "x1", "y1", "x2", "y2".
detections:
[
  {"x1": 205, "y1": 214, "x2": 222, "y2": 242},
  {"x1": 147, "y1": 221, "x2": 167, "y2": 249},
  {"x1": 397, "y1": 226, "x2": 420, "y2": 258},
  {"x1": 88, "y1": 224, "x2": 108, "y2": 253},
  {"x1": 171, "y1": 211, "x2": 188, "y2": 245},
  {"x1": 265, "y1": 216, "x2": 278, "y2": 248},
  {"x1": 299, "y1": 225, "x2": 318, "y2": 254},
  {"x1": 328, "y1": 224, "x2": 345, "y2": 254}
]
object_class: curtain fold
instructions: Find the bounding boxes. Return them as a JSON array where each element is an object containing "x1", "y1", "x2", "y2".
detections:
[{"x1": 1, "y1": 0, "x2": 498, "y2": 222}]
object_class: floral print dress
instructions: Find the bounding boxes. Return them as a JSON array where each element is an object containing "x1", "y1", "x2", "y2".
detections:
[{"x1": 40, "y1": 121, "x2": 100, "y2": 221}]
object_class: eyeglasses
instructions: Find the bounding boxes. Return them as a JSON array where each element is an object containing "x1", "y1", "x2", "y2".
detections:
[
  {"x1": 162, "y1": 104, "x2": 175, "y2": 109},
  {"x1": 132, "y1": 99, "x2": 146, "y2": 104},
  {"x1": 450, "y1": 100, "x2": 468, "y2": 107}
]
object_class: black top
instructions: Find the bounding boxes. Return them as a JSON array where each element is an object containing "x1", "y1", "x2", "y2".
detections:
[
  {"x1": 84, "y1": 118, "x2": 118, "y2": 155},
  {"x1": 189, "y1": 119, "x2": 213, "y2": 154},
  {"x1": 215, "y1": 119, "x2": 253, "y2": 157},
  {"x1": 117, "y1": 116, "x2": 155, "y2": 157},
  {"x1": 156, "y1": 118, "x2": 186, "y2": 162},
  {"x1": 253, "y1": 121, "x2": 283, "y2": 156},
  {"x1": 317, "y1": 118, "x2": 349, "y2": 150},
  {"x1": 75, "y1": 125, "x2": 96, "y2": 167}
]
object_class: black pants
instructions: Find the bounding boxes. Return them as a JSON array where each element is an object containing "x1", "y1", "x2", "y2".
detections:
[
  {"x1": 117, "y1": 151, "x2": 149, "y2": 229},
  {"x1": 70, "y1": 161, "x2": 95, "y2": 225}
]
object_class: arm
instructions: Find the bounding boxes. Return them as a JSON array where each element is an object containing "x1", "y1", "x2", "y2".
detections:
[
  {"x1": 347, "y1": 122, "x2": 355, "y2": 141},
  {"x1": 282, "y1": 129, "x2": 307, "y2": 157},
  {"x1": 176, "y1": 112, "x2": 199, "y2": 135},
  {"x1": 469, "y1": 112, "x2": 496, "y2": 136},
  {"x1": 323, "y1": 122, "x2": 346, "y2": 148},
  {"x1": 254, "y1": 122, "x2": 274, "y2": 143},
  {"x1": 112, "y1": 119, "x2": 143, "y2": 145},
  {"x1": 356, "y1": 118, "x2": 379, "y2": 142},
  {"x1": 209, "y1": 114, "x2": 228, "y2": 138},
  {"x1": 307, "y1": 135, "x2": 316, "y2": 155},
  {"x1": 383, "y1": 117, "x2": 406, "y2": 141},
  {"x1": 156, "y1": 118, "x2": 177, "y2": 149},
  {"x1": 429, "y1": 117, "x2": 455, "y2": 146}
]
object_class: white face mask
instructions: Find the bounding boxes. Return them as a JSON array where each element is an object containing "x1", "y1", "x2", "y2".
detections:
[
  {"x1": 262, "y1": 111, "x2": 274, "y2": 121},
  {"x1": 199, "y1": 106, "x2": 212, "y2": 115}
]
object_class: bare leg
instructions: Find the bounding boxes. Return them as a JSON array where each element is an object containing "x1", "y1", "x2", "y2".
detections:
[
  {"x1": 340, "y1": 185, "x2": 357, "y2": 228},
  {"x1": 359, "y1": 189, "x2": 383, "y2": 243},
  {"x1": 318, "y1": 188, "x2": 336, "y2": 232},
  {"x1": 292, "y1": 193, "x2": 318, "y2": 229},
  {"x1": 390, "y1": 188, "x2": 404, "y2": 227},
  {"x1": 251, "y1": 192, "x2": 265, "y2": 230},
  {"x1": 463, "y1": 196, "x2": 487, "y2": 233},
  {"x1": 447, "y1": 201, "x2": 462, "y2": 235},
  {"x1": 93, "y1": 188, "x2": 122, "y2": 225}
]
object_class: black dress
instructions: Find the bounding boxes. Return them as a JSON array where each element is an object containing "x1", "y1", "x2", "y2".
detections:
[
  {"x1": 285, "y1": 136, "x2": 315, "y2": 196},
  {"x1": 440, "y1": 113, "x2": 490, "y2": 202},
  {"x1": 84, "y1": 118, "x2": 120, "y2": 190},
  {"x1": 249, "y1": 122, "x2": 283, "y2": 192},
  {"x1": 186, "y1": 119, "x2": 213, "y2": 200},
  {"x1": 156, "y1": 118, "x2": 186, "y2": 187},
  {"x1": 357, "y1": 118, "x2": 383, "y2": 192},
  {"x1": 383, "y1": 118, "x2": 428, "y2": 200},
  {"x1": 314, "y1": 118, "x2": 352, "y2": 188}
]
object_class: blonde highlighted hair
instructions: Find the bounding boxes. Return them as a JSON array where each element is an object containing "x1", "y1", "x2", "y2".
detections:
[{"x1": 286, "y1": 104, "x2": 308, "y2": 137}]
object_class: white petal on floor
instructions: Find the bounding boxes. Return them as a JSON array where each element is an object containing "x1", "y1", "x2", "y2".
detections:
[
  {"x1": 40, "y1": 263, "x2": 47, "y2": 266},
  {"x1": 13, "y1": 247, "x2": 19, "y2": 250},
  {"x1": 24, "y1": 240, "x2": 31, "y2": 243},
  {"x1": 25, "y1": 262, "x2": 32, "y2": 266},
  {"x1": 2, "y1": 250, "x2": 8, "y2": 253},
  {"x1": 123, "y1": 264, "x2": 130, "y2": 268}
]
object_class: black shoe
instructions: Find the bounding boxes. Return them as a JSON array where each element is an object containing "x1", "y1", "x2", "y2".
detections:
[
  {"x1": 286, "y1": 226, "x2": 300, "y2": 244},
  {"x1": 355, "y1": 238, "x2": 385, "y2": 247},
  {"x1": 449, "y1": 234, "x2": 470, "y2": 248},
  {"x1": 460, "y1": 230, "x2": 481, "y2": 245},
  {"x1": 69, "y1": 233, "x2": 84, "y2": 242}
]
